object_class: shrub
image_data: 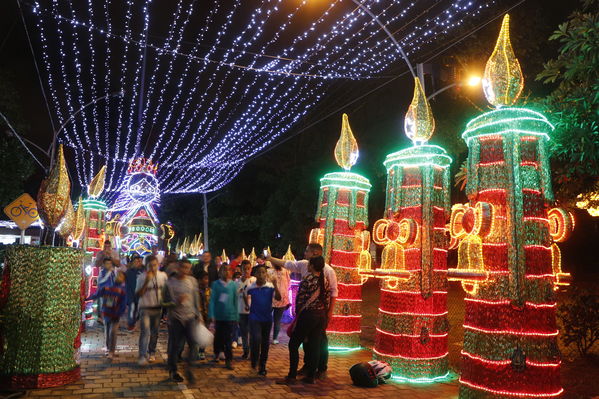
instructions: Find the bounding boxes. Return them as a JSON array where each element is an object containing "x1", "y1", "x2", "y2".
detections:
[{"x1": 558, "y1": 288, "x2": 599, "y2": 357}]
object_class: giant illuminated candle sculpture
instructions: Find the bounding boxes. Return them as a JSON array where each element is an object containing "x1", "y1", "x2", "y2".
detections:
[
  {"x1": 362, "y1": 77, "x2": 451, "y2": 382},
  {"x1": 309, "y1": 114, "x2": 371, "y2": 350},
  {"x1": 449, "y1": 15, "x2": 572, "y2": 398}
]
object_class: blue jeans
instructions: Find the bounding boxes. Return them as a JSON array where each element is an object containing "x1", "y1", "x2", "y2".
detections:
[
  {"x1": 104, "y1": 317, "x2": 118, "y2": 352},
  {"x1": 139, "y1": 308, "x2": 161, "y2": 358},
  {"x1": 167, "y1": 318, "x2": 198, "y2": 372},
  {"x1": 249, "y1": 319, "x2": 272, "y2": 370},
  {"x1": 272, "y1": 307, "x2": 286, "y2": 340},
  {"x1": 238, "y1": 314, "x2": 250, "y2": 355},
  {"x1": 127, "y1": 301, "x2": 138, "y2": 328}
]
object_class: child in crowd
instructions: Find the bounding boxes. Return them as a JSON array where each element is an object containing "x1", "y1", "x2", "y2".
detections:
[
  {"x1": 237, "y1": 261, "x2": 255, "y2": 359},
  {"x1": 269, "y1": 263, "x2": 291, "y2": 344},
  {"x1": 87, "y1": 271, "x2": 127, "y2": 359},
  {"x1": 247, "y1": 265, "x2": 281, "y2": 375},
  {"x1": 96, "y1": 257, "x2": 117, "y2": 325},
  {"x1": 198, "y1": 271, "x2": 211, "y2": 360},
  {"x1": 208, "y1": 264, "x2": 238, "y2": 370}
]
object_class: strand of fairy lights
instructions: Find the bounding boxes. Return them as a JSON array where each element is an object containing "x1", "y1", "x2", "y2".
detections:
[{"x1": 30, "y1": 0, "x2": 497, "y2": 198}]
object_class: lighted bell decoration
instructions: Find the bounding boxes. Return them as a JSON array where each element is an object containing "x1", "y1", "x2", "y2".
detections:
[
  {"x1": 482, "y1": 14, "x2": 524, "y2": 107},
  {"x1": 59, "y1": 200, "x2": 76, "y2": 240},
  {"x1": 37, "y1": 144, "x2": 71, "y2": 229},
  {"x1": 72, "y1": 197, "x2": 86, "y2": 241},
  {"x1": 334, "y1": 113, "x2": 359, "y2": 171},
  {"x1": 404, "y1": 77, "x2": 435, "y2": 144},
  {"x1": 87, "y1": 165, "x2": 106, "y2": 198}
]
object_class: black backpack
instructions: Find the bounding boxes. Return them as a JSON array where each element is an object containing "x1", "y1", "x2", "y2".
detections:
[{"x1": 349, "y1": 362, "x2": 379, "y2": 387}]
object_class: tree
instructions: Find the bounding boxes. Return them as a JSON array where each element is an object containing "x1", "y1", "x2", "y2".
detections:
[
  {"x1": 0, "y1": 67, "x2": 36, "y2": 208},
  {"x1": 535, "y1": 0, "x2": 599, "y2": 205}
]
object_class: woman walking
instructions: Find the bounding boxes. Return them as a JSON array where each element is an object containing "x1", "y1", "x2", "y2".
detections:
[{"x1": 277, "y1": 256, "x2": 330, "y2": 385}]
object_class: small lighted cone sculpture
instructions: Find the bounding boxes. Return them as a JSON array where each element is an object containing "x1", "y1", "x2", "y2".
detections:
[
  {"x1": 37, "y1": 144, "x2": 71, "y2": 229},
  {"x1": 248, "y1": 247, "x2": 258, "y2": 265},
  {"x1": 221, "y1": 249, "x2": 230, "y2": 264},
  {"x1": 283, "y1": 245, "x2": 296, "y2": 261},
  {"x1": 241, "y1": 248, "x2": 248, "y2": 261},
  {"x1": 369, "y1": 78, "x2": 452, "y2": 382},
  {"x1": 452, "y1": 14, "x2": 570, "y2": 399},
  {"x1": 311, "y1": 113, "x2": 371, "y2": 350}
]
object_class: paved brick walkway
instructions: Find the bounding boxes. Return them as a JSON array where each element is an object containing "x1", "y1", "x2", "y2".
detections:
[{"x1": 22, "y1": 317, "x2": 458, "y2": 399}]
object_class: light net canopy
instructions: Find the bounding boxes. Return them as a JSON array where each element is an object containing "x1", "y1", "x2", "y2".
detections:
[{"x1": 27, "y1": 0, "x2": 500, "y2": 205}]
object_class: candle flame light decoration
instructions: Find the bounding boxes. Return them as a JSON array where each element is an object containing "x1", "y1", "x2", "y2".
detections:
[
  {"x1": 448, "y1": 15, "x2": 572, "y2": 398},
  {"x1": 310, "y1": 113, "x2": 371, "y2": 351},
  {"x1": 359, "y1": 77, "x2": 452, "y2": 382},
  {"x1": 1, "y1": 147, "x2": 84, "y2": 389}
]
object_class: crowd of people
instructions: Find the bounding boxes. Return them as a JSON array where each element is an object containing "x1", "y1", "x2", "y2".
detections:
[{"x1": 88, "y1": 241, "x2": 338, "y2": 385}]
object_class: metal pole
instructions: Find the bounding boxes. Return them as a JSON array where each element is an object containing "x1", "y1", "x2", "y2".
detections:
[
  {"x1": 426, "y1": 82, "x2": 460, "y2": 100},
  {"x1": 20, "y1": 229, "x2": 25, "y2": 244},
  {"x1": 417, "y1": 63, "x2": 425, "y2": 89},
  {"x1": 351, "y1": 0, "x2": 416, "y2": 78},
  {"x1": 202, "y1": 193, "x2": 209, "y2": 251}
]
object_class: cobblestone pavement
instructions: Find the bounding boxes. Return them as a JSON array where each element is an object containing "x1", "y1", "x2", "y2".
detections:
[{"x1": 22, "y1": 316, "x2": 459, "y2": 399}]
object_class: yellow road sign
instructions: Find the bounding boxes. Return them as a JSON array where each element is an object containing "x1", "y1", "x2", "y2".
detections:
[{"x1": 3, "y1": 193, "x2": 40, "y2": 230}]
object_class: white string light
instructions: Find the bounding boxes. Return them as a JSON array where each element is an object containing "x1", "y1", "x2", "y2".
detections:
[{"x1": 27, "y1": 0, "x2": 498, "y2": 204}]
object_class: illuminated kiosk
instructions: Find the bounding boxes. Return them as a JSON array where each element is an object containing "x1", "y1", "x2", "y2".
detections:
[
  {"x1": 309, "y1": 114, "x2": 371, "y2": 351},
  {"x1": 116, "y1": 158, "x2": 160, "y2": 256},
  {"x1": 361, "y1": 78, "x2": 451, "y2": 382},
  {"x1": 448, "y1": 15, "x2": 572, "y2": 398}
]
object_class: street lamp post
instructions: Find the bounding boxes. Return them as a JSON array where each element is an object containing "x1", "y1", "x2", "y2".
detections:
[
  {"x1": 426, "y1": 76, "x2": 482, "y2": 100},
  {"x1": 350, "y1": 0, "x2": 416, "y2": 78}
]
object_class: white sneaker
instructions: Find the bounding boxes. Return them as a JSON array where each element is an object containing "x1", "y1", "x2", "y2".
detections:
[
  {"x1": 138, "y1": 357, "x2": 149, "y2": 366},
  {"x1": 148, "y1": 355, "x2": 156, "y2": 363},
  {"x1": 273, "y1": 339, "x2": 279, "y2": 344},
  {"x1": 232, "y1": 341, "x2": 238, "y2": 349},
  {"x1": 219, "y1": 352, "x2": 225, "y2": 360}
]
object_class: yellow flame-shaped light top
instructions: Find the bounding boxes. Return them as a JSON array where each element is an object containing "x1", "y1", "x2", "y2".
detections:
[
  {"x1": 404, "y1": 77, "x2": 435, "y2": 145},
  {"x1": 482, "y1": 14, "x2": 524, "y2": 107},
  {"x1": 59, "y1": 200, "x2": 76, "y2": 239},
  {"x1": 72, "y1": 196, "x2": 86, "y2": 240},
  {"x1": 37, "y1": 144, "x2": 71, "y2": 228},
  {"x1": 334, "y1": 113, "x2": 359, "y2": 171},
  {"x1": 88, "y1": 165, "x2": 106, "y2": 198}
]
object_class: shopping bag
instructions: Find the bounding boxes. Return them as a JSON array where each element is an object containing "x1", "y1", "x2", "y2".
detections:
[{"x1": 192, "y1": 320, "x2": 214, "y2": 348}]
